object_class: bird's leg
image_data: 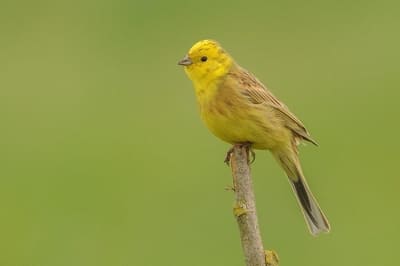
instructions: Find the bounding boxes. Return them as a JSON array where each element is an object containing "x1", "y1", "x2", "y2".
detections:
[
  {"x1": 224, "y1": 146, "x2": 235, "y2": 165},
  {"x1": 224, "y1": 146, "x2": 236, "y2": 191},
  {"x1": 248, "y1": 147, "x2": 256, "y2": 164},
  {"x1": 242, "y1": 142, "x2": 256, "y2": 164},
  {"x1": 224, "y1": 142, "x2": 255, "y2": 165}
]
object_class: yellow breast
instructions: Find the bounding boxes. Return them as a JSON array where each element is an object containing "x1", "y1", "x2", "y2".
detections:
[{"x1": 195, "y1": 79, "x2": 289, "y2": 150}]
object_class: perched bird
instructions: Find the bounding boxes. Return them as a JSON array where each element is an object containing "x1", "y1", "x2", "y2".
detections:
[{"x1": 178, "y1": 39, "x2": 330, "y2": 235}]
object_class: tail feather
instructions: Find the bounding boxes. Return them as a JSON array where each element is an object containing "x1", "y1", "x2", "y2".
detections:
[{"x1": 273, "y1": 149, "x2": 330, "y2": 236}]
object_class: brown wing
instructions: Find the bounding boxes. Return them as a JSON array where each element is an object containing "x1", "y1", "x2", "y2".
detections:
[{"x1": 236, "y1": 68, "x2": 318, "y2": 146}]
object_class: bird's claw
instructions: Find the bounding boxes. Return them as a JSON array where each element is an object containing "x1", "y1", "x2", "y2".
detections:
[
  {"x1": 224, "y1": 142, "x2": 255, "y2": 165},
  {"x1": 249, "y1": 148, "x2": 256, "y2": 164},
  {"x1": 224, "y1": 147, "x2": 234, "y2": 165}
]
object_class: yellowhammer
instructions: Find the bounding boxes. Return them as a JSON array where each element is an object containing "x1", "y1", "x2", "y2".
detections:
[{"x1": 178, "y1": 39, "x2": 330, "y2": 235}]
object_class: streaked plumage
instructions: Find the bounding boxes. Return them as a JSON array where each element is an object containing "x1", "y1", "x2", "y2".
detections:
[{"x1": 178, "y1": 40, "x2": 330, "y2": 235}]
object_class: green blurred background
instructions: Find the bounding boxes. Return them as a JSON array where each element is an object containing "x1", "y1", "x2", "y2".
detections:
[{"x1": 1, "y1": 1, "x2": 399, "y2": 265}]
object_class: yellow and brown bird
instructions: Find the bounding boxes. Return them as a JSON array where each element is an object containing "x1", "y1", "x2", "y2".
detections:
[{"x1": 178, "y1": 39, "x2": 330, "y2": 235}]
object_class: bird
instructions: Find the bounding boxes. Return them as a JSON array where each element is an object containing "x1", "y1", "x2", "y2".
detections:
[{"x1": 178, "y1": 39, "x2": 330, "y2": 235}]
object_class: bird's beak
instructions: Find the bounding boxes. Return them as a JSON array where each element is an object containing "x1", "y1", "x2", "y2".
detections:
[{"x1": 178, "y1": 54, "x2": 192, "y2": 66}]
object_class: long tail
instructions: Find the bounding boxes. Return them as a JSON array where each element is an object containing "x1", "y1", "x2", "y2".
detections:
[{"x1": 273, "y1": 148, "x2": 330, "y2": 236}]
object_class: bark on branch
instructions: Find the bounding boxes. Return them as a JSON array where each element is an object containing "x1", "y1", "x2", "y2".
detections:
[{"x1": 229, "y1": 144, "x2": 279, "y2": 266}]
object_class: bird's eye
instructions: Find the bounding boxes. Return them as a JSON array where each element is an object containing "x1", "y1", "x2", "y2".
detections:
[{"x1": 201, "y1": 56, "x2": 208, "y2": 62}]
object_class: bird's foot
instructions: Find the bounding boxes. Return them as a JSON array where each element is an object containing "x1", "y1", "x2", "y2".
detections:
[
  {"x1": 224, "y1": 146, "x2": 234, "y2": 165},
  {"x1": 248, "y1": 147, "x2": 256, "y2": 164},
  {"x1": 224, "y1": 142, "x2": 255, "y2": 165}
]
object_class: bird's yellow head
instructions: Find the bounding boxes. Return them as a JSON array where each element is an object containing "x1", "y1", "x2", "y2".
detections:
[{"x1": 178, "y1": 40, "x2": 234, "y2": 86}]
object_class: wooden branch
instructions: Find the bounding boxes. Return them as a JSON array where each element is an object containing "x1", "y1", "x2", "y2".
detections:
[{"x1": 229, "y1": 144, "x2": 279, "y2": 266}]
